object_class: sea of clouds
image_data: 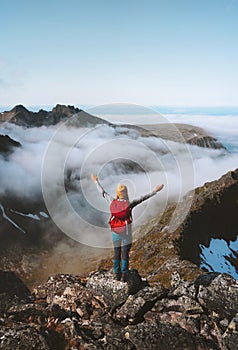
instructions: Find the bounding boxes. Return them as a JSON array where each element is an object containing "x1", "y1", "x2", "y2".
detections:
[{"x1": 0, "y1": 106, "x2": 238, "y2": 251}]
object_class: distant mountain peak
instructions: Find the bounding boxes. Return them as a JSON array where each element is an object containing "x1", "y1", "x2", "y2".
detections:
[
  {"x1": 0, "y1": 104, "x2": 108, "y2": 127},
  {"x1": 51, "y1": 104, "x2": 81, "y2": 115},
  {"x1": 11, "y1": 105, "x2": 30, "y2": 114}
]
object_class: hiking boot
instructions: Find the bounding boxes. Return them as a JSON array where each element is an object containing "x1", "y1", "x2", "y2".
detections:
[
  {"x1": 122, "y1": 272, "x2": 129, "y2": 282},
  {"x1": 114, "y1": 272, "x2": 122, "y2": 281}
]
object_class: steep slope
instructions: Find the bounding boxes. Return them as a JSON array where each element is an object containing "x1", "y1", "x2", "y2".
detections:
[
  {"x1": 100, "y1": 168, "x2": 238, "y2": 286},
  {"x1": 133, "y1": 168, "x2": 238, "y2": 284},
  {"x1": 0, "y1": 195, "x2": 106, "y2": 286}
]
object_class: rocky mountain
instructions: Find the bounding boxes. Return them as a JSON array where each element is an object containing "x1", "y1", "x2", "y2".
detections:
[
  {"x1": 0, "y1": 105, "x2": 225, "y2": 150},
  {"x1": 1, "y1": 167, "x2": 238, "y2": 349},
  {"x1": 0, "y1": 104, "x2": 109, "y2": 127},
  {"x1": 1, "y1": 268, "x2": 238, "y2": 349},
  {"x1": 0, "y1": 102, "x2": 237, "y2": 348},
  {"x1": 138, "y1": 123, "x2": 226, "y2": 150}
]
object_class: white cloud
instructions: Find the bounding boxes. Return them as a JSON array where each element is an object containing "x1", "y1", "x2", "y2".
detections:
[{"x1": 0, "y1": 114, "x2": 237, "y2": 248}]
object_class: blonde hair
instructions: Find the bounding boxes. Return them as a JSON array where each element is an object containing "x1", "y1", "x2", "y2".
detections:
[{"x1": 116, "y1": 184, "x2": 129, "y2": 200}]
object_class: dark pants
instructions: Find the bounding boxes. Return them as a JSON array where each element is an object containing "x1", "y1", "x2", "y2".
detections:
[{"x1": 112, "y1": 231, "x2": 132, "y2": 273}]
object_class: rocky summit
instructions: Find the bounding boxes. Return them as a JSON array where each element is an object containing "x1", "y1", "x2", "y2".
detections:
[
  {"x1": 1, "y1": 268, "x2": 238, "y2": 349},
  {"x1": 0, "y1": 104, "x2": 108, "y2": 127}
]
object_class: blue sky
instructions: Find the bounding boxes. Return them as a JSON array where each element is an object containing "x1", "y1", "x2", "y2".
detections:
[{"x1": 0, "y1": 0, "x2": 238, "y2": 107}]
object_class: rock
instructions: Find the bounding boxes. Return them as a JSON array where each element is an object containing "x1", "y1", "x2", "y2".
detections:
[
  {"x1": 144, "y1": 275, "x2": 204, "y2": 338},
  {"x1": 115, "y1": 285, "x2": 167, "y2": 325},
  {"x1": 124, "y1": 268, "x2": 149, "y2": 295},
  {"x1": 86, "y1": 269, "x2": 149, "y2": 312},
  {"x1": 0, "y1": 325, "x2": 52, "y2": 350},
  {"x1": 86, "y1": 270, "x2": 129, "y2": 311},
  {"x1": 196, "y1": 273, "x2": 238, "y2": 320},
  {"x1": 124, "y1": 321, "x2": 219, "y2": 350},
  {"x1": 223, "y1": 314, "x2": 238, "y2": 350},
  {"x1": 169, "y1": 273, "x2": 197, "y2": 300},
  {"x1": 51, "y1": 104, "x2": 80, "y2": 116},
  {"x1": 2, "y1": 269, "x2": 238, "y2": 349},
  {"x1": 231, "y1": 171, "x2": 238, "y2": 180},
  {"x1": 178, "y1": 169, "x2": 238, "y2": 268},
  {"x1": 33, "y1": 274, "x2": 106, "y2": 321}
]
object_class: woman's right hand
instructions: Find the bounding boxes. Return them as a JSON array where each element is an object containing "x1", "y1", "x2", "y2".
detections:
[
  {"x1": 155, "y1": 184, "x2": 164, "y2": 192},
  {"x1": 91, "y1": 174, "x2": 98, "y2": 183}
]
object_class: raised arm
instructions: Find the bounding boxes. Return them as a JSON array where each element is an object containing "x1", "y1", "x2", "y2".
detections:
[
  {"x1": 130, "y1": 184, "x2": 164, "y2": 209},
  {"x1": 91, "y1": 174, "x2": 114, "y2": 202}
]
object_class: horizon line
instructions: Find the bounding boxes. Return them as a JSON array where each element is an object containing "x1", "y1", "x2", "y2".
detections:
[{"x1": 1, "y1": 103, "x2": 238, "y2": 112}]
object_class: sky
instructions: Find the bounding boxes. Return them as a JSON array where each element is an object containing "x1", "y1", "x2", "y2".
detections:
[{"x1": 0, "y1": 0, "x2": 238, "y2": 108}]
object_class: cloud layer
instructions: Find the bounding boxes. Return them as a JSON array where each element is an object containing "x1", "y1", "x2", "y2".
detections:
[{"x1": 1, "y1": 113, "x2": 237, "y2": 248}]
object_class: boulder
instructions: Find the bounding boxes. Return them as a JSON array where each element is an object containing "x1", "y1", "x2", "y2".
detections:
[
  {"x1": 33, "y1": 274, "x2": 106, "y2": 321},
  {"x1": 223, "y1": 314, "x2": 238, "y2": 350},
  {"x1": 115, "y1": 285, "x2": 167, "y2": 325},
  {"x1": 196, "y1": 273, "x2": 238, "y2": 320},
  {"x1": 0, "y1": 325, "x2": 52, "y2": 350}
]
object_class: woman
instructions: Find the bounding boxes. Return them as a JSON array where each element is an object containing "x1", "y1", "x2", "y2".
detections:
[{"x1": 91, "y1": 174, "x2": 164, "y2": 281}]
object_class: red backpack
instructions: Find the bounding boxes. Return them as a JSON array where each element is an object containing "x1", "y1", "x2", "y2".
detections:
[{"x1": 109, "y1": 199, "x2": 132, "y2": 234}]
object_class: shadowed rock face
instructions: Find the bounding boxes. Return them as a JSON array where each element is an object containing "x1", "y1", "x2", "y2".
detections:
[
  {"x1": 176, "y1": 168, "x2": 238, "y2": 271},
  {"x1": 0, "y1": 134, "x2": 21, "y2": 156},
  {"x1": 1, "y1": 269, "x2": 238, "y2": 349},
  {"x1": 0, "y1": 270, "x2": 32, "y2": 313}
]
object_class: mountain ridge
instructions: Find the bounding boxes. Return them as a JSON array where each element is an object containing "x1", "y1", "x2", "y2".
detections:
[
  {"x1": 0, "y1": 104, "x2": 226, "y2": 150},
  {"x1": 0, "y1": 104, "x2": 108, "y2": 127}
]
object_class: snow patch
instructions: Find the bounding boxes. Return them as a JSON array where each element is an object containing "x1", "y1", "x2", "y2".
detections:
[
  {"x1": 0, "y1": 203, "x2": 26, "y2": 233},
  {"x1": 10, "y1": 209, "x2": 40, "y2": 221},
  {"x1": 39, "y1": 211, "x2": 49, "y2": 218}
]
